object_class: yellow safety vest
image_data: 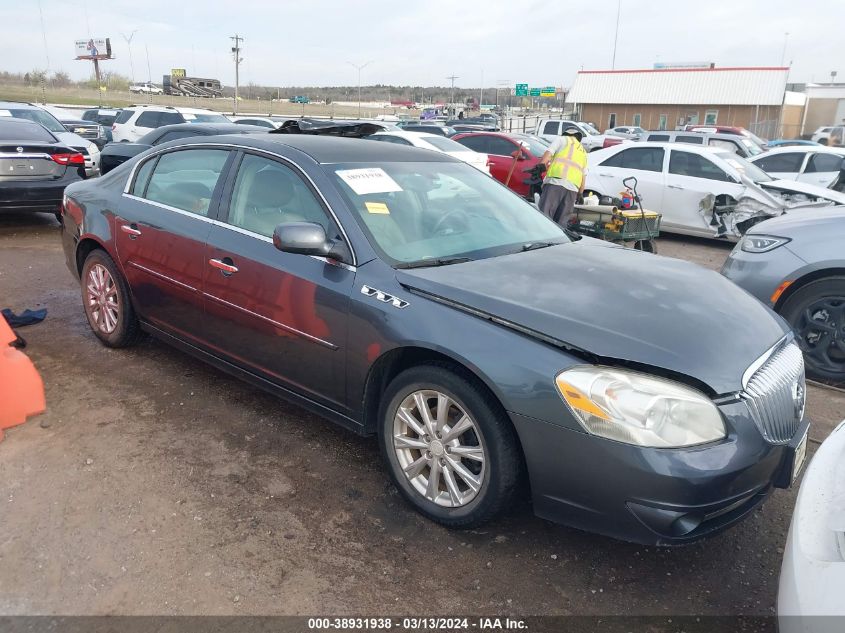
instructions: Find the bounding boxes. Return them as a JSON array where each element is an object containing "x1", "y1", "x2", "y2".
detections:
[{"x1": 546, "y1": 137, "x2": 588, "y2": 189}]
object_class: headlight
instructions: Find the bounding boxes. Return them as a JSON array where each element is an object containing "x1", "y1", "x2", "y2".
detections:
[
  {"x1": 555, "y1": 367, "x2": 726, "y2": 447},
  {"x1": 740, "y1": 234, "x2": 790, "y2": 253}
]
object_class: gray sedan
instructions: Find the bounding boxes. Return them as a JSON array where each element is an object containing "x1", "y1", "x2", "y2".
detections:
[{"x1": 722, "y1": 208, "x2": 845, "y2": 382}]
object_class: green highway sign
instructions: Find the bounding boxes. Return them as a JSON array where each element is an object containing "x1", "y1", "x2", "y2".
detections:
[
  {"x1": 529, "y1": 87, "x2": 541, "y2": 97},
  {"x1": 515, "y1": 83, "x2": 528, "y2": 96},
  {"x1": 540, "y1": 86, "x2": 556, "y2": 97}
]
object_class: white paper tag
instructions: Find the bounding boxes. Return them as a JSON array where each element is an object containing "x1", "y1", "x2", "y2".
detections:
[
  {"x1": 337, "y1": 168, "x2": 402, "y2": 195},
  {"x1": 182, "y1": 113, "x2": 197, "y2": 120},
  {"x1": 0, "y1": 110, "x2": 11, "y2": 117},
  {"x1": 101, "y1": 109, "x2": 117, "y2": 116}
]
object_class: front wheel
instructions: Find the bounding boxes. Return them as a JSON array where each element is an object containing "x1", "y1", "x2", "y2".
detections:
[
  {"x1": 378, "y1": 365, "x2": 522, "y2": 528},
  {"x1": 780, "y1": 277, "x2": 845, "y2": 383}
]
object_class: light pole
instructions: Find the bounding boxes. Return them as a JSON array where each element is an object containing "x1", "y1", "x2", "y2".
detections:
[
  {"x1": 611, "y1": 0, "x2": 621, "y2": 70},
  {"x1": 122, "y1": 30, "x2": 138, "y2": 84},
  {"x1": 347, "y1": 60, "x2": 372, "y2": 118},
  {"x1": 231, "y1": 34, "x2": 244, "y2": 114},
  {"x1": 447, "y1": 74, "x2": 459, "y2": 114}
]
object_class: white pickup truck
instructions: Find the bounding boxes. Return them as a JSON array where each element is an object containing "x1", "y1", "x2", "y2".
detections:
[
  {"x1": 129, "y1": 82, "x2": 163, "y2": 95},
  {"x1": 535, "y1": 119, "x2": 623, "y2": 152}
]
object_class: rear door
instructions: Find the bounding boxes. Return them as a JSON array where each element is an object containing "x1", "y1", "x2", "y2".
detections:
[
  {"x1": 799, "y1": 152, "x2": 844, "y2": 188},
  {"x1": 201, "y1": 151, "x2": 356, "y2": 408},
  {"x1": 116, "y1": 147, "x2": 232, "y2": 343},
  {"x1": 662, "y1": 149, "x2": 744, "y2": 235},
  {"x1": 752, "y1": 151, "x2": 806, "y2": 181},
  {"x1": 587, "y1": 146, "x2": 666, "y2": 211}
]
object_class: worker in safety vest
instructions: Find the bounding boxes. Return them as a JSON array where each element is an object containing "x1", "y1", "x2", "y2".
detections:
[{"x1": 538, "y1": 128, "x2": 588, "y2": 226}]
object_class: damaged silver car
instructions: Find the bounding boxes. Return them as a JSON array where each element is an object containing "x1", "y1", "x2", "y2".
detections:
[{"x1": 584, "y1": 142, "x2": 845, "y2": 239}]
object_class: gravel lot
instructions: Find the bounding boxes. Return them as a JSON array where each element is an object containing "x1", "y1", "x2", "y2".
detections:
[{"x1": 1, "y1": 215, "x2": 843, "y2": 617}]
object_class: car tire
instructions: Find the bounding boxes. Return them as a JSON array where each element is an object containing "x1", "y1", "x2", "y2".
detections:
[
  {"x1": 378, "y1": 364, "x2": 523, "y2": 528},
  {"x1": 80, "y1": 249, "x2": 142, "y2": 348},
  {"x1": 780, "y1": 276, "x2": 845, "y2": 382}
]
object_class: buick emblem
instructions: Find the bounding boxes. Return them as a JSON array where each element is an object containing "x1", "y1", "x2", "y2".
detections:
[
  {"x1": 792, "y1": 380, "x2": 806, "y2": 421},
  {"x1": 16, "y1": 146, "x2": 23, "y2": 153}
]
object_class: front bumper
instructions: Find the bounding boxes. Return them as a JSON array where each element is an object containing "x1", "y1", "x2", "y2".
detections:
[
  {"x1": 778, "y1": 420, "x2": 845, "y2": 625},
  {"x1": 720, "y1": 242, "x2": 807, "y2": 307},
  {"x1": 511, "y1": 401, "x2": 810, "y2": 545}
]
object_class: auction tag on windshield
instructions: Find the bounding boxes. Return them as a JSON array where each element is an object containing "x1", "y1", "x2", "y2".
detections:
[
  {"x1": 365, "y1": 202, "x2": 390, "y2": 214},
  {"x1": 0, "y1": 110, "x2": 11, "y2": 117},
  {"x1": 182, "y1": 113, "x2": 196, "y2": 120},
  {"x1": 337, "y1": 168, "x2": 402, "y2": 195}
]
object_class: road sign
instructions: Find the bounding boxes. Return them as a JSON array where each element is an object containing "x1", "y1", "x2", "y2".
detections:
[
  {"x1": 515, "y1": 83, "x2": 528, "y2": 96},
  {"x1": 529, "y1": 87, "x2": 541, "y2": 97},
  {"x1": 540, "y1": 86, "x2": 556, "y2": 97}
]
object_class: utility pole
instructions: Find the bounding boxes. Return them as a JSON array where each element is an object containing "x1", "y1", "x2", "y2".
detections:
[
  {"x1": 780, "y1": 32, "x2": 790, "y2": 67},
  {"x1": 122, "y1": 30, "x2": 138, "y2": 84},
  {"x1": 144, "y1": 44, "x2": 152, "y2": 102},
  {"x1": 611, "y1": 0, "x2": 621, "y2": 70},
  {"x1": 347, "y1": 60, "x2": 372, "y2": 119},
  {"x1": 230, "y1": 34, "x2": 244, "y2": 114},
  {"x1": 479, "y1": 69, "x2": 484, "y2": 111},
  {"x1": 447, "y1": 74, "x2": 459, "y2": 114}
]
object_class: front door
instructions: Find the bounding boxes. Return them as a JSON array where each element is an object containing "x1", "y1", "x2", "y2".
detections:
[
  {"x1": 588, "y1": 146, "x2": 666, "y2": 212},
  {"x1": 798, "y1": 152, "x2": 844, "y2": 188},
  {"x1": 115, "y1": 147, "x2": 231, "y2": 344},
  {"x1": 202, "y1": 152, "x2": 356, "y2": 409}
]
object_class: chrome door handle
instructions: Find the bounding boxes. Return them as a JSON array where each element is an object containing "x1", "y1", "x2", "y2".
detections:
[
  {"x1": 121, "y1": 224, "x2": 141, "y2": 238},
  {"x1": 667, "y1": 184, "x2": 684, "y2": 190},
  {"x1": 209, "y1": 258, "x2": 239, "y2": 275}
]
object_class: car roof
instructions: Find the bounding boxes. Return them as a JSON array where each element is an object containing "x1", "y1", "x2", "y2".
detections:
[
  {"x1": 612, "y1": 141, "x2": 723, "y2": 155},
  {"x1": 372, "y1": 130, "x2": 439, "y2": 140},
  {"x1": 752, "y1": 145, "x2": 845, "y2": 157},
  {"x1": 0, "y1": 101, "x2": 41, "y2": 110},
  {"x1": 170, "y1": 134, "x2": 459, "y2": 164}
]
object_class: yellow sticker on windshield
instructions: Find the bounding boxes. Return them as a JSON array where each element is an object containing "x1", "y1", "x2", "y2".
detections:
[{"x1": 365, "y1": 202, "x2": 390, "y2": 215}]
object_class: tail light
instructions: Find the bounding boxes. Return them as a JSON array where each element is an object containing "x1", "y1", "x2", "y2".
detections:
[
  {"x1": 603, "y1": 137, "x2": 623, "y2": 149},
  {"x1": 51, "y1": 152, "x2": 85, "y2": 166}
]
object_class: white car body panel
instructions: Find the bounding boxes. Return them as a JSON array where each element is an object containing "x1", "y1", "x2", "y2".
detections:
[
  {"x1": 370, "y1": 131, "x2": 491, "y2": 174},
  {"x1": 778, "y1": 420, "x2": 845, "y2": 630},
  {"x1": 586, "y1": 143, "x2": 845, "y2": 239},
  {"x1": 750, "y1": 147, "x2": 845, "y2": 189}
]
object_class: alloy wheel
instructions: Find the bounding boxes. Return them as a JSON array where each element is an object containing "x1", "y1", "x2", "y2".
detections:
[
  {"x1": 794, "y1": 296, "x2": 845, "y2": 374},
  {"x1": 86, "y1": 263, "x2": 120, "y2": 334},
  {"x1": 392, "y1": 390, "x2": 486, "y2": 508}
]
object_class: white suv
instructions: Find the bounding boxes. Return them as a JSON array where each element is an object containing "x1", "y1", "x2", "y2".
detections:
[
  {"x1": 111, "y1": 105, "x2": 231, "y2": 142},
  {"x1": 810, "y1": 125, "x2": 845, "y2": 147}
]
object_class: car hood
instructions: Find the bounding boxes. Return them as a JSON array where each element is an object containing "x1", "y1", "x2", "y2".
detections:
[
  {"x1": 758, "y1": 179, "x2": 845, "y2": 204},
  {"x1": 749, "y1": 206, "x2": 845, "y2": 234},
  {"x1": 396, "y1": 239, "x2": 789, "y2": 394}
]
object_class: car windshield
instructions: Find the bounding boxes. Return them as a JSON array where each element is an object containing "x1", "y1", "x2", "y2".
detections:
[
  {"x1": 740, "y1": 138, "x2": 764, "y2": 156},
  {"x1": 579, "y1": 122, "x2": 600, "y2": 135},
  {"x1": 186, "y1": 113, "x2": 229, "y2": 124},
  {"x1": 5, "y1": 108, "x2": 66, "y2": 134},
  {"x1": 327, "y1": 161, "x2": 568, "y2": 266},
  {"x1": 422, "y1": 135, "x2": 474, "y2": 152},
  {"x1": 720, "y1": 153, "x2": 772, "y2": 183}
]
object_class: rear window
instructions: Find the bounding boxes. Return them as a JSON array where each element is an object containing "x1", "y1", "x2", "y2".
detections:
[
  {"x1": 646, "y1": 134, "x2": 670, "y2": 142},
  {"x1": 115, "y1": 110, "x2": 134, "y2": 124},
  {"x1": 676, "y1": 135, "x2": 704, "y2": 144},
  {"x1": 0, "y1": 119, "x2": 57, "y2": 142}
]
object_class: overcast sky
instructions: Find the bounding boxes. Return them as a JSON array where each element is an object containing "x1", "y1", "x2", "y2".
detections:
[{"x1": 7, "y1": 0, "x2": 845, "y2": 88}]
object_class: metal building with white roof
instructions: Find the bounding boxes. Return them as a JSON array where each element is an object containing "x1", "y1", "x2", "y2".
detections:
[{"x1": 566, "y1": 66, "x2": 794, "y2": 138}]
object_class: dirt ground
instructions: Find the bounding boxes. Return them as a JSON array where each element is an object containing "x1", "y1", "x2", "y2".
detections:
[{"x1": 1, "y1": 216, "x2": 843, "y2": 617}]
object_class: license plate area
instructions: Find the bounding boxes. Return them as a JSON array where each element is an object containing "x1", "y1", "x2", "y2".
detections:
[{"x1": 791, "y1": 430, "x2": 808, "y2": 482}]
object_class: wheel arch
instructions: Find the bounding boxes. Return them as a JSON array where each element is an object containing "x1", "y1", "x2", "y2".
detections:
[
  {"x1": 75, "y1": 236, "x2": 109, "y2": 276},
  {"x1": 774, "y1": 267, "x2": 845, "y2": 312}
]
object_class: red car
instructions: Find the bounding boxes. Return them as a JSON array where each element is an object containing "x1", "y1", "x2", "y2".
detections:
[{"x1": 452, "y1": 132, "x2": 548, "y2": 197}]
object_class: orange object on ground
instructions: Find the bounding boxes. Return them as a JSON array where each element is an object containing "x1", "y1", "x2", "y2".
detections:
[{"x1": 0, "y1": 316, "x2": 46, "y2": 441}]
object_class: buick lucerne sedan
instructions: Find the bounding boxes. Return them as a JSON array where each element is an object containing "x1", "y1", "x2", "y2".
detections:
[{"x1": 61, "y1": 135, "x2": 810, "y2": 544}]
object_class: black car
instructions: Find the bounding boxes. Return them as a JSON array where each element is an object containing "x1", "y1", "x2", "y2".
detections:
[
  {"x1": 0, "y1": 118, "x2": 85, "y2": 216},
  {"x1": 61, "y1": 134, "x2": 809, "y2": 545},
  {"x1": 81, "y1": 108, "x2": 122, "y2": 145},
  {"x1": 98, "y1": 122, "x2": 268, "y2": 174}
]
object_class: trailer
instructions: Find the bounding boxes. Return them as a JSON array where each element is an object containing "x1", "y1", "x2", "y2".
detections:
[{"x1": 162, "y1": 74, "x2": 223, "y2": 98}]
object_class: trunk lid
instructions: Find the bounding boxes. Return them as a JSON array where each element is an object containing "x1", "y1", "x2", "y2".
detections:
[{"x1": 0, "y1": 143, "x2": 67, "y2": 179}]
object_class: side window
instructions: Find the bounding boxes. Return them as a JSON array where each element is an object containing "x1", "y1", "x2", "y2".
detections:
[
  {"x1": 454, "y1": 135, "x2": 490, "y2": 153},
  {"x1": 676, "y1": 135, "x2": 704, "y2": 144},
  {"x1": 669, "y1": 151, "x2": 731, "y2": 181},
  {"x1": 755, "y1": 152, "x2": 805, "y2": 173},
  {"x1": 647, "y1": 134, "x2": 669, "y2": 142},
  {"x1": 600, "y1": 147, "x2": 665, "y2": 172},
  {"x1": 226, "y1": 153, "x2": 333, "y2": 238},
  {"x1": 806, "y1": 153, "x2": 844, "y2": 173},
  {"x1": 542, "y1": 121, "x2": 560, "y2": 135},
  {"x1": 159, "y1": 112, "x2": 184, "y2": 126},
  {"x1": 486, "y1": 137, "x2": 518, "y2": 156},
  {"x1": 82, "y1": 110, "x2": 96, "y2": 122},
  {"x1": 708, "y1": 139, "x2": 741, "y2": 154},
  {"x1": 143, "y1": 149, "x2": 229, "y2": 216},
  {"x1": 130, "y1": 158, "x2": 157, "y2": 196},
  {"x1": 154, "y1": 130, "x2": 198, "y2": 145},
  {"x1": 114, "y1": 110, "x2": 134, "y2": 124},
  {"x1": 135, "y1": 111, "x2": 160, "y2": 128}
]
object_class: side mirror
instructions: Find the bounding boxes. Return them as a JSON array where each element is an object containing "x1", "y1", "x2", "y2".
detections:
[{"x1": 272, "y1": 222, "x2": 351, "y2": 265}]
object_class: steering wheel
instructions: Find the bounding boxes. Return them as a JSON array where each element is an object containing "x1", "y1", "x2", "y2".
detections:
[{"x1": 432, "y1": 209, "x2": 470, "y2": 236}]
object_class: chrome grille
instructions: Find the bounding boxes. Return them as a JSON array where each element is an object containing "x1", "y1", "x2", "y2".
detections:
[{"x1": 742, "y1": 341, "x2": 805, "y2": 444}]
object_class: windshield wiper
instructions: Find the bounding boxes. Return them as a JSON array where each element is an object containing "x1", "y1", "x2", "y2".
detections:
[
  {"x1": 394, "y1": 256, "x2": 472, "y2": 269},
  {"x1": 521, "y1": 241, "x2": 559, "y2": 252}
]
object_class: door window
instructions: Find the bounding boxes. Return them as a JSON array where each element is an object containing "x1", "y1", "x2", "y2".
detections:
[
  {"x1": 668, "y1": 151, "x2": 731, "y2": 181},
  {"x1": 646, "y1": 133, "x2": 670, "y2": 142},
  {"x1": 600, "y1": 147, "x2": 665, "y2": 172},
  {"x1": 159, "y1": 112, "x2": 185, "y2": 126},
  {"x1": 225, "y1": 153, "x2": 333, "y2": 238},
  {"x1": 486, "y1": 137, "x2": 518, "y2": 157},
  {"x1": 754, "y1": 153, "x2": 805, "y2": 173},
  {"x1": 131, "y1": 157, "x2": 157, "y2": 196},
  {"x1": 676, "y1": 135, "x2": 704, "y2": 144},
  {"x1": 143, "y1": 149, "x2": 230, "y2": 216},
  {"x1": 155, "y1": 130, "x2": 200, "y2": 145},
  {"x1": 135, "y1": 111, "x2": 161, "y2": 128},
  {"x1": 114, "y1": 110, "x2": 134, "y2": 124},
  {"x1": 542, "y1": 121, "x2": 560, "y2": 135},
  {"x1": 454, "y1": 135, "x2": 490, "y2": 153},
  {"x1": 805, "y1": 153, "x2": 844, "y2": 173}
]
